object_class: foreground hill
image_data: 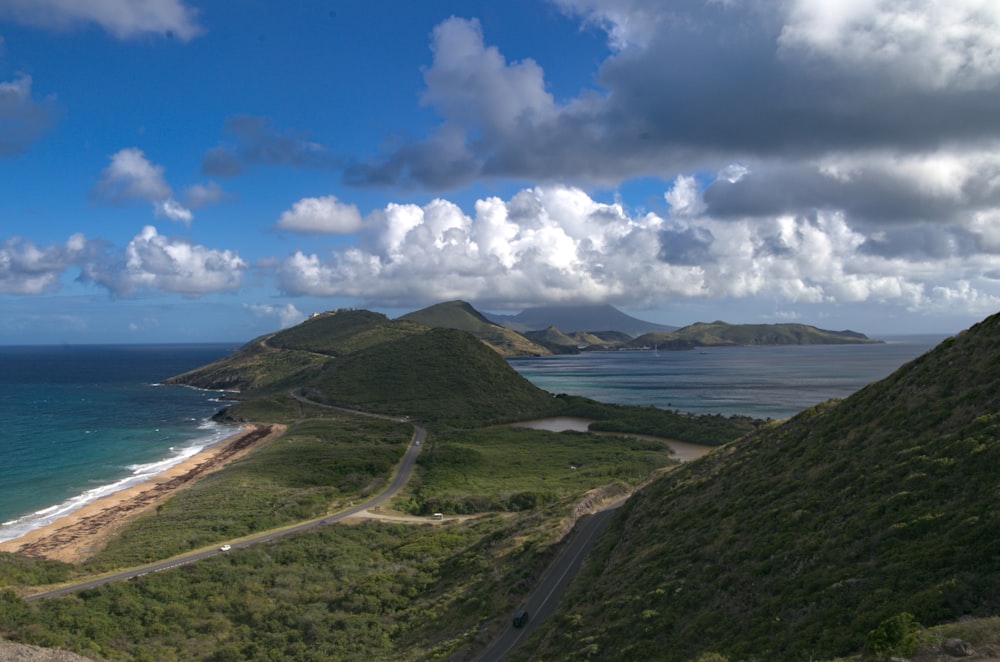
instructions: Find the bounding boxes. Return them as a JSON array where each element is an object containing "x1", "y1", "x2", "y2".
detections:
[
  {"x1": 631, "y1": 320, "x2": 880, "y2": 348},
  {"x1": 529, "y1": 314, "x2": 1000, "y2": 660}
]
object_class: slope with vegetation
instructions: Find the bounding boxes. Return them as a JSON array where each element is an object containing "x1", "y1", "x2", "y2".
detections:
[
  {"x1": 524, "y1": 313, "x2": 1000, "y2": 661},
  {"x1": 400, "y1": 300, "x2": 551, "y2": 356},
  {"x1": 8, "y1": 299, "x2": 957, "y2": 661},
  {"x1": 163, "y1": 309, "x2": 426, "y2": 391},
  {"x1": 0, "y1": 387, "x2": 689, "y2": 659}
]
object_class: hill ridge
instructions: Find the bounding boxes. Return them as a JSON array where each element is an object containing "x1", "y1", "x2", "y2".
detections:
[{"x1": 530, "y1": 313, "x2": 1000, "y2": 660}]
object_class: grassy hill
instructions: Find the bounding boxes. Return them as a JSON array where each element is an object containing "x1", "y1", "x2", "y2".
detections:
[
  {"x1": 163, "y1": 309, "x2": 426, "y2": 392},
  {"x1": 168, "y1": 312, "x2": 563, "y2": 427},
  {"x1": 526, "y1": 314, "x2": 1000, "y2": 661},
  {"x1": 165, "y1": 305, "x2": 757, "y2": 439},
  {"x1": 631, "y1": 320, "x2": 880, "y2": 348},
  {"x1": 400, "y1": 300, "x2": 550, "y2": 356},
  {"x1": 286, "y1": 327, "x2": 563, "y2": 426}
]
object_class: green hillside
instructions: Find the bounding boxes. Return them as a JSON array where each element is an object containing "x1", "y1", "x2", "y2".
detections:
[
  {"x1": 400, "y1": 300, "x2": 550, "y2": 356},
  {"x1": 527, "y1": 314, "x2": 1000, "y2": 661},
  {"x1": 166, "y1": 307, "x2": 561, "y2": 427},
  {"x1": 632, "y1": 320, "x2": 880, "y2": 348},
  {"x1": 289, "y1": 327, "x2": 562, "y2": 426},
  {"x1": 163, "y1": 309, "x2": 426, "y2": 392},
  {"x1": 266, "y1": 309, "x2": 427, "y2": 355}
]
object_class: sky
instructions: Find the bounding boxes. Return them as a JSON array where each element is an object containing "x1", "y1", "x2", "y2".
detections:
[{"x1": 2, "y1": 0, "x2": 999, "y2": 344}]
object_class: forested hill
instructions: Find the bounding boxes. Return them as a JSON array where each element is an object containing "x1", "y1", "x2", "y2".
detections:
[{"x1": 532, "y1": 314, "x2": 1000, "y2": 661}]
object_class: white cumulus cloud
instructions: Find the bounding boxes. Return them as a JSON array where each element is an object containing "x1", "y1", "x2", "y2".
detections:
[
  {"x1": 274, "y1": 183, "x2": 1000, "y2": 319},
  {"x1": 93, "y1": 148, "x2": 172, "y2": 203},
  {"x1": 84, "y1": 226, "x2": 246, "y2": 296},
  {"x1": 154, "y1": 197, "x2": 193, "y2": 225},
  {"x1": 93, "y1": 148, "x2": 194, "y2": 224},
  {"x1": 275, "y1": 195, "x2": 363, "y2": 234},
  {"x1": 0, "y1": 233, "x2": 90, "y2": 294}
]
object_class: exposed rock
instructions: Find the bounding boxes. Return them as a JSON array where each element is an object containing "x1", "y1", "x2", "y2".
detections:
[
  {"x1": 0, "y1": 641, "x2": 96, "y2": 661},
  {"x1": 942, "y1": 638, "x2": 975, "y2": 657}
]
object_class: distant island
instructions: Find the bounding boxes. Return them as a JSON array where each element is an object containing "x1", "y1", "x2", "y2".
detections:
[{"x1": 403, "y1": 300, "x2": 881, "y2": 355}]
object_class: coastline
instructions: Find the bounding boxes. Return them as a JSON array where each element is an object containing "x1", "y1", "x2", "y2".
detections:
[{"x1": 0, "y1": 423, "x2": 285, "y2": 564}]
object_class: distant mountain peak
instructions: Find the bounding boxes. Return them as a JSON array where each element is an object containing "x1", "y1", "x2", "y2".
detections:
[{"x1": 484, "y1": 303, "x2": 676, "y2": 337}]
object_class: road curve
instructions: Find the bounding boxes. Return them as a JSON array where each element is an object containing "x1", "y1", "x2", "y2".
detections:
[
  {"x1": 25, "y1": 391, "x2": 622, "y2": 662},
  {"x1": 25, "y1": 418, "x2": 425, "y2": 602}
]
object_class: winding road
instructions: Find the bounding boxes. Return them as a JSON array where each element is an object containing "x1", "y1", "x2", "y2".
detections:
[
  {"x1": 21, "y1": 393, "x2": 628, "y2": 661},
  {"x1": 24, "y1": 421, "x2": 425, "y2": 602}
]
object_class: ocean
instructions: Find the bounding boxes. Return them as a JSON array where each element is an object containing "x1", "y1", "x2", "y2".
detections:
[
  {"x1": 0, "y1": 344, "x2": 238, "y2": 543},
  {"x1": 508, "y1": 335, "x2": 946, "y2": 420},
  {"x1": 0, "y1": 336, "x2": 945, "y2": 544}
]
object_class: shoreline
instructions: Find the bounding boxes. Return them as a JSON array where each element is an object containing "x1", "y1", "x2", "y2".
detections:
[{"x1": 0, "y1": 423, "x2": 285, "y2": 563}]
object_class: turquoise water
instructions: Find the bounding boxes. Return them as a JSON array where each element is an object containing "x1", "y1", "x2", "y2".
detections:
[
  {"x1": 0, "y1": 344, "x2": 238, "y2": 542},
  {"x1": 508, "y1": 335, "x2": 945, "y2": 420}
]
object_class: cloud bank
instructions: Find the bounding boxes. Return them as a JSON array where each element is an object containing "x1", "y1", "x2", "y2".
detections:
[
  {"x1": 275, "y1": 183, "x2": 1000, "y2": 317},
  {"x1": 1, "y1": 227, "x2": 246, "y2": 298},
  {"x1": 330, "y1": 1, "x2": 1000, "y2": 322},
  {"x1": 4, "y1": 177, "x2": 998, "y2": 324}
]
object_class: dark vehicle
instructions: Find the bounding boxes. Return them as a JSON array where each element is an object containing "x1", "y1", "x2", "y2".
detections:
[{"x1": 512, "y1": 609, "x2": 529, "y2": 628}]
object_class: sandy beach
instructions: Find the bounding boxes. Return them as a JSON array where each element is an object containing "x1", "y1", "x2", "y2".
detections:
[{"x1": 0, "y1": 423, "x2": 285, "y2": 564}]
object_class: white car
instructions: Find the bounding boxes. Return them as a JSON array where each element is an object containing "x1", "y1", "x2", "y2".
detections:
[{"x1": 219, "y1": 544, "x2": 232, "y2": 552}]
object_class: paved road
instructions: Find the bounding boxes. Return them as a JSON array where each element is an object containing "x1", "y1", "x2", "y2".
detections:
[
  {"x1": 476, "y1": 501, "x2": 624, "y2": 661},
  {"x1": 25, "y1": 391, "x2": 623, "y2": 662},
  {"x1": 25, "y1": 421, "x2": 425, "y2": 602}
]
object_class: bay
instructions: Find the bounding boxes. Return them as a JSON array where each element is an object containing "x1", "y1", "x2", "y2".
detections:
[{"x1": 508, "y1": 335, "x2": 946, "y2": 420}]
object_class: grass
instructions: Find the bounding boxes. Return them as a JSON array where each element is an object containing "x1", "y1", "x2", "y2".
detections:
[
  {"x1": 83, "y1": 414, "x2": 412, "y2": 571},
  {"x1": 2, "y1": 512, "x2": 574, "y2": 661},
  {"x1": 396, "y1": 427, "x2": 677, "y2": 515},
  {"x1": 297, "y1": 328, "x2": 563, "y2": 426},
  {"x1": 0, "y1": 382, "x2": 690, "y2": 660}
]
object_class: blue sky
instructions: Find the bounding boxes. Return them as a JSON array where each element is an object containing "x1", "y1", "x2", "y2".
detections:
[{"x1": 2, "y1": 0, "x2": 1000, "y2": 344}]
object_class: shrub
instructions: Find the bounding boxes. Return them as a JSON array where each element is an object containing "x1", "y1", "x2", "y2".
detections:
[{"x1": 867, "y1": 612, "x2": 921, "y2": 658}]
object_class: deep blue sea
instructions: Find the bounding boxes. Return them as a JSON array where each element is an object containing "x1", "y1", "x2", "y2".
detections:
[
  {"x1": 508, "y1": 335, "x2": 946, "y2": 421},
  {"x1": 0, "y1": 344, "x2": 238, "y2": 542}
]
